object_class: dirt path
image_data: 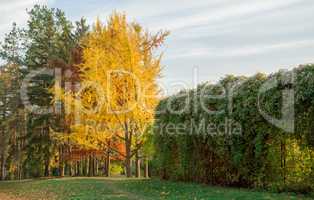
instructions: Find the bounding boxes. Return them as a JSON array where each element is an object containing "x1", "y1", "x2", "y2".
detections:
[{"x1": 0, "y1": 193, "x2": 27, "y2": 200}]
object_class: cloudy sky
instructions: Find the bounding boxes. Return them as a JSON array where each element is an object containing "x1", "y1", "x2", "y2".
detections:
[{"x1": 1, "y1": 0, "x2": 314, "y2": 93}]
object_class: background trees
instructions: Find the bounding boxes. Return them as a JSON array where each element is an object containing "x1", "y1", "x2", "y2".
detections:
[{"x1": 0, "y1": 5, "x2": 89, "y2": 179}]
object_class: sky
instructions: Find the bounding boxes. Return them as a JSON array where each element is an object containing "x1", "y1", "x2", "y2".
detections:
[{"x1": 1, "y1": 0, "x2": 314, "y2": 94}]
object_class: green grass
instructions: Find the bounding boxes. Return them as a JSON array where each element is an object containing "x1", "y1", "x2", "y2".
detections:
[{"x1": 0, "y1": 177, "x2": 311, "y2": 200}]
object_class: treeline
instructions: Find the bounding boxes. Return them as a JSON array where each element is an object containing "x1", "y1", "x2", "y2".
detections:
[
  {"x1": 154, "y1": 65, "x2": 314, "y2": 193},
  {"x1": 0, "y1": 5, "x2": 163, "y2": 180},
  {"x1": 0, "y1": 5, "x2": 89, "y2": 179}
]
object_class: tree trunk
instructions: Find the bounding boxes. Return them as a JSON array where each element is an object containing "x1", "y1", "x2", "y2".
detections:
[
  {"x1": 60, "y1": 164, "x2": 65, "y2": 177},
  {"x1": 69, "y1": 161, "x2": 74, "y2": 176},
  {"x1": 95, "y1": 158, "x2": 99, "y2": 176},
  {"x1": 43, "y1": 121, "x2": 51, "y2": 177},
  {"x1": 124, "y1": 122, "x2": 134, "y2": 178},
  {"x1": 144, "y1": 158, "x2": 149, "y2": 178},
  {"x1": 79, "y1": 160, "x2": 83, "y2": 176},
  {"x1": 59, "y1": 146, "x2": 65, "y2": 177},
  {"x1": 44, "y1": 159, "x2": 50, "y2": 177},
  {"x1": 281, "y1": 138, "x2": 286, "y2": 185},
  {"x1": 1, "y1": 154, "x2": 6, "y2": 180},
  {"x1": 135, "y1": 151, "x2": 141, "y2": 178},
  {"x1": 74, "y1": 161, "x2": 78, "y2": 176},
  {"x1": 125, "y1": 156, "x2": 132, "y2": 178},
  {"x1": 104, "y1": 156, "x2": 107, "y2": 176},
  {"x1": 83, "y1": 158, "x2": 88, "y2": 176},
  {"x1": 125, "y1": 138, "x2": 132, "y2": 178},
  {"x1": 105, "y1": 150, "x2": 111, "y2": 177},
  {"x1": 92, "y1": 155, "x2": 96, "y2": 176},
  {"x1": 88, "y1": 155, "x2": 93, "y2": 176},
  {"x1": 77, "y1": 161, "x2": 80, "y2": 176}
]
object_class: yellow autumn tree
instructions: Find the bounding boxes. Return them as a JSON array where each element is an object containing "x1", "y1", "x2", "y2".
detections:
[{"x1": 58, "y1": 13, "x2": 168, "y2": 177}]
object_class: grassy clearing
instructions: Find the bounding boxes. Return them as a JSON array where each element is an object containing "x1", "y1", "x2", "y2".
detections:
[{"x1": 0, "y1": 177, "x2": 311, "y2": 200}]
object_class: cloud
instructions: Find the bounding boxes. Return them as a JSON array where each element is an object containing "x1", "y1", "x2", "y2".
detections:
[
  {"x1": 2, "y1": 0, "x2": 314, "y2": 87},
  {"x1": 167, "y1": 40, "x2": 314, "y2": 60},
  {"x1": 81, "y1": 0, "x2": 231, "y2": 30},
  {"x1": 0, "y1": 0, "x2": 53, "y2": 42},
  {"x1": 149, "y1": 0, "x2": 302, "y2": 31}
]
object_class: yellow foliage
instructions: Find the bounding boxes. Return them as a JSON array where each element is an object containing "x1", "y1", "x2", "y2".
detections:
[{"x1": 54, "y1": 12, "x2": 168, "y2": 153}]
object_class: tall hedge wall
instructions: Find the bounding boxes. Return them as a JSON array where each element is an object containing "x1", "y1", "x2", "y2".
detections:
[{"x1": 153, "y1": 64, "x2": 314, "y2": 193}]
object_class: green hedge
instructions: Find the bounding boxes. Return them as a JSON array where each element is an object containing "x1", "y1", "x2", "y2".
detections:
[{"x1": 153, "y1": 64, "x2": 314, "y2": 193}]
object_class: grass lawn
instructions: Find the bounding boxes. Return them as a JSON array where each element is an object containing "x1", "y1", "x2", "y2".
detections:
[{"x1": 0, "y1": 177, "x2": 311, "y2": 200}]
